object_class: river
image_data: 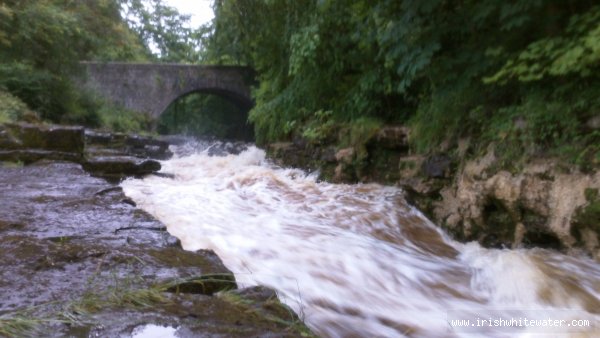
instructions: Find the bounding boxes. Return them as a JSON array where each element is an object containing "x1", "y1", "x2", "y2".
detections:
[{"x1": 121, "y1": 140, "x2": 600, "y2": 337}]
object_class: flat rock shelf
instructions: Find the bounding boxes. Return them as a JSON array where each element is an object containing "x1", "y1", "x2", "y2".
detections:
[{"x1": 0, "y1": 139, "x2": 313, "y2": 337}]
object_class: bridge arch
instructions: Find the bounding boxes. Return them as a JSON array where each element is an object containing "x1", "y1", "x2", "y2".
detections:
[
  {"x1": 80, "y1": 62, "x2": 254, "y2": 121},
  {"x1": 159, "y1": 89, "x2": 254, "y2": 140}
]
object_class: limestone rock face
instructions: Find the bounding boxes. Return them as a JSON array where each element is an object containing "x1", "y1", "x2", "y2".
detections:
[
  {"x1": 422, "y1": 154, "x2": 453, "y2": 178},
  {"x1": 432, "y1": 153, "x2": 600, "y2": 257}
]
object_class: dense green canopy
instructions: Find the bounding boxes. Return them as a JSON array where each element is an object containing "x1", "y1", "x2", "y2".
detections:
[{"x1": 206, "y1": 0, "x2": 599, "y2": 167}]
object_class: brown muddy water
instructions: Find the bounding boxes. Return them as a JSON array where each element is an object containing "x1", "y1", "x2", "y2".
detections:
[{"x1": 122, "y1": 141, "x2": 600, "y2": 338}]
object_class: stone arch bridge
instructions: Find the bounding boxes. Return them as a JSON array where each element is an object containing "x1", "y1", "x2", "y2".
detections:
[{"x1": 80, "y1": 62, "x2": 255, "y2": 120}]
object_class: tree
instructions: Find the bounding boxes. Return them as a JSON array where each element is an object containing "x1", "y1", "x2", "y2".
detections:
[
  {"x1": 121, "y1": 0, "x2": 208, "y2": 63},
  {"x1": 0, "y1": 0, "x2": 148, "y2": 123}
]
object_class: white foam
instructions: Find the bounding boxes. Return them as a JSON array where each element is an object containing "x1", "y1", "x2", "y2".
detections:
[{"x1": 122, "y1": 144, "x2": 600, "y2": 338}]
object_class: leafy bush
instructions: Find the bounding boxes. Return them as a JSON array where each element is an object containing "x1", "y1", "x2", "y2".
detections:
[
  {"x1": 98, "y1": 104, "x2": 152, "y2": 134},
  {"x1": 0, "y1": 90, "x2": 30, "y2": 123},
  {"x1": 339, "y1": 117, "x2": 382, "y2": 161},
  {"x1": 301, "y1": 110, "x2": 335, "y2": 144}
]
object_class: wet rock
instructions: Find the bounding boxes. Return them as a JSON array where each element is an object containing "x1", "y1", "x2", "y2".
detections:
[
  {"x1": 268, "y1": 142, "x2": 294, "y2": 156},
  {"x1": 267, "y1": 142, "x2": 314, "y2": 169},
  {"x1": 229, "y1": 285, "x2": 279, "y2": 303},
  {"x1": 0, "y1": 125, "x2": 21, "y2": 149},
  {"x1": 0, "y1": 149, "x2": 83, "y2": 164},
  {"x1": 165, "y1": 274, "x2": 237, "y2": 295},
  {"x1": 5, "y1": 123, "x2": 84, "y2": 153},
  {"x1": 335, "y1": 147, "x2": 355, "y2": 164},
  {"x1": 521, "y1": 231, "x2": 562, "y2": 250},
  {"x1": 373, "y1": 125, "x2": 410, "y2": 149},
  {"x1": 82, "y1": 156, "x2": 161, "y2": 180},
  {"x1": 125, "y1": 134, "x2": 172, "y2": 160},
  {"x1": 216, "y1": 286, "x2": 311, "y2": 337},
  {"x1": 121, "y1": 197, "x2": 137, "y2": 206},
  {"x1": 165, "y1": 235, "x2": 181, "y2": 248},
  {"x1": 95, "y1": 186, "x2": 123, "y2": 196},
  {"x1": 480, "y1": 234, "x2": 505, "y2": 249},
  {"x1": 85, "y1": 130, "x2": 172, "y2": 160},
  {"x1": 320, "y1": 146, "x2": 337, "y2": 162},
  {"x1": 422, "y1": 154, "x2": 453, "y2": 178},
  {"x1": 480, "y1": 197, "x2": 516, "y2": 248},
  {"x1": 0, "y1": 123, "x2": 84, "y2": 163},
  {"x1": 206, "y1": 141, "x2": 249, "y2": 156},
  {"x1": 0, "y1": 220, "x2": 24, "y2": 231},
  {"x1": 0, "y1": 160, "x2": 313, "y2": 337},
  {"x1": 151, "y1": 172, "x2": 176, "y2": 179},
  {"x1": 333, "y1": 163, "x2": 355, "y2": 183},
  {"x1": 571, "y1": 188, "x2": 600, "y2": 254},
  {"x1": 428, "y1": 153, "x2": 600, "y2": 256},
  {"x1": 400, "y1": 177, "x2": 445, "y2": 220}
]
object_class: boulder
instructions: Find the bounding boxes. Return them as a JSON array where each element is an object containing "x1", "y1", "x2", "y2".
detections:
[
  {"x1": 125, "y1": 134, "x2": 172, "y2": 160},
  {"x1": 85, "y1": 130, "x2": 172, "y2": 160},
  {"x1": 82, "y1": 156, "x2": 161, "y2": 179},
  {"x1": 5, "y1": 123, "x2": 84, "y2": 153},
  {"x1": 0, "y1": 123, "x2": 84, "y2": 163}
]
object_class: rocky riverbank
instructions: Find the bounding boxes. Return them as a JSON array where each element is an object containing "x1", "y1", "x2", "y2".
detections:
[
  {"x1": 0, "y1": 123, "x2": 314, "y2": 337},
  {"x1": 267, "y1": 126, "x2": 600, "y2": 260}
]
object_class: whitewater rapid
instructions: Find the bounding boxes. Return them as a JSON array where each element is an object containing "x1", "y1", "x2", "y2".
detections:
[{"x1": 121, "y1": 142, "x2": 600, "y2": 337}]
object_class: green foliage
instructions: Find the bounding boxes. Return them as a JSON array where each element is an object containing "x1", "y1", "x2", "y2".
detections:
[
  {"x1": 0, "y1": 315, "x2": 47, "y2": 338},
  {"x1": 409, "y1": 81, "x2": 486, "y2": 153},
  {"x1": 121, "y1": 0, "x2": 208, "y2": 63},
  {"x1": 206, "y1": 0, "x2": 599, "y2": 169},
  {"x1": 98, "y1": 103, "x2": 152, "y2": 133},
  {"x1": 158, "y1": 93, "x2": 253, "y2": 140},
  {"x1": 289, "y1": 23, "x2": 320, "y2": 76},
  {"x1": 0, "y1": 0, "x2": 149, "y2": 126},
  {"x1": 301, "y1": 110, "x2": 335, "y2": 144},
  {"x1": 486, "y1": 6, "x2": 600, "y2": 83},
  {"x1": 70, "y1": 0, "x2": 150, "y2": 62},
  {"x1": 339, "y1": 117, "x2": 382, "y2": 161},
  {"x1": 0, "y1": 90, "x2": 30, "y2": 123},
  {"x1": 0, "y1": 280, "x2": 170, "y2": 337}
]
